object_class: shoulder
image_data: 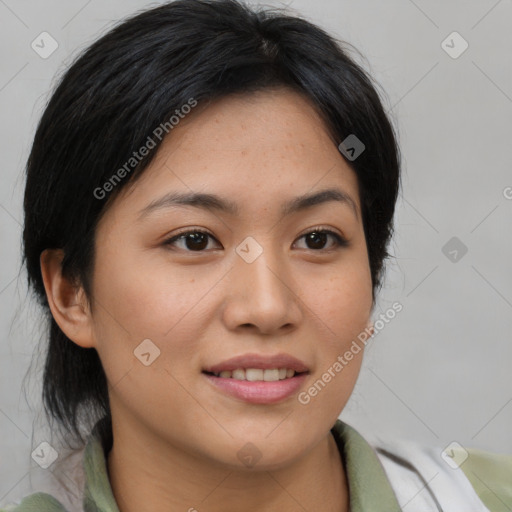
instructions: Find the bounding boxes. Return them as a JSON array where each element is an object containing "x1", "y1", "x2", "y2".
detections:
[
  {"x1": 1, "y1": 417, "x2": 111, "y2": 512},
  {"x1": 0, "y1": 492, "x2": 69, "y2": 512},
  {"x1": 373, "y1": 436, "x2": 512, "y2": 512},
  {"x1": 459, "y1": 447, "x2": 512, "y2": 511}
]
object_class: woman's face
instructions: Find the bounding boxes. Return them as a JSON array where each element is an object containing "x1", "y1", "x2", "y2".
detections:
[{"x1": 87, "y1": 88, "x2": 373, "y2": 469}]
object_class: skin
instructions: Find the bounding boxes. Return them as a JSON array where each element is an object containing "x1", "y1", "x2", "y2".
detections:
[{"x1": 41, "y1": 87, "x2": 375, "y2": 512}]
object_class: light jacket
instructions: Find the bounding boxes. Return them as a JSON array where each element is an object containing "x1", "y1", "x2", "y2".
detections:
[{"x1": 1, "y1": 418, "x2": 511, "y2": 511}]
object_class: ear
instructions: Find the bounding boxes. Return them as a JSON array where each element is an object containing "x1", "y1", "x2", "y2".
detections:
[{"x1": 40, "y1": 248, "x2": 96, "y2": 349}]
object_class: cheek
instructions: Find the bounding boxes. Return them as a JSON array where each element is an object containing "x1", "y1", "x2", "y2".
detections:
[
  {"x1": 93, "y1": 250, "x2": 215, "y2": 335},
  {"x1": 298, "y1": 277, "x2": 369, "y2": 419},
  {"x1": 89, "y1": 252, "x2": 223, "y2": 384},
  {"x1": 305, "y1": 260, "x2": 372, "y2": 340},
  {"x1": 88, "y1": 256, "x2": 213, "y2": 422},
  {"x1": 299, "y1": 255, "x2": 372, "y2": 409}
]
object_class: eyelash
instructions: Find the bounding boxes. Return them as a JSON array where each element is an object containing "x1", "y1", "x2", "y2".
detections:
[{"x1": 163, "y1": 226, "x2": 349, "y2": 252}]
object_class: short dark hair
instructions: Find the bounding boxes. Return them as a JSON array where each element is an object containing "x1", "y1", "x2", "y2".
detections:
[{"x1": 22, "y1": 0, "x2": 401, "y2": 444}]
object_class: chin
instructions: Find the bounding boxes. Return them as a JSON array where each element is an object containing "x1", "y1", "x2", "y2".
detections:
[{"x1": 223, "y1": 433, "x2": 311, "y2": 471}]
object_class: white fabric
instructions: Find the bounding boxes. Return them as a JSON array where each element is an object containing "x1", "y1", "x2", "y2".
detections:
[{"x1": 374, "y1": 438, "x2": 491, "y2": 511}]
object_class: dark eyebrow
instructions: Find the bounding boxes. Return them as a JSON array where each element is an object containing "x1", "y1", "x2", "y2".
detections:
[
  {"x1": 282, "y1": 188, "x2": 358, "y2": 220},
  {"x1": 137, "y1": 188, "x2": 359, "y2": 221}
]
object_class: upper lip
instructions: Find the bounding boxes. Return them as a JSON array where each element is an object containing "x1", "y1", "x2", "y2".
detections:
[{"x1": 203, "y1": 353, "x2": 309, "y2": 374}]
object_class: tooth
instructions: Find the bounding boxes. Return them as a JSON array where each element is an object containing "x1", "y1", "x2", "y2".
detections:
[
  {"x1": 224, "y1": 368, "x2": 297, "y2": 381},
  {"x1": 232, "y1": 368, "x2": 246, "y2": 380},
  {"x1": 246, "y1": 368, "x2": 264, "y2": 381},
  {"x1": 263, "y1": 369, "x2": 280, "y2": 382}
]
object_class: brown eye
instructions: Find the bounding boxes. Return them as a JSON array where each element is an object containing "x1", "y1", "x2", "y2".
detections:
[
  {"x1": 164, "y1": 230, "x2": 221, "y2": 251},
  {"x1": 295, "y1": 229, "x2": 349, "y2": 251},
  {"x1": 183, "y1": 232, "x2": 209, "y2": 251},
  {"x1": 305, "y1": 231, "x2": 329, "y2": 250}
]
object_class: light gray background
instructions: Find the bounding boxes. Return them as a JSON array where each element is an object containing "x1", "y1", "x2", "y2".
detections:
[{"x1": 1, "y1": 0, "x2": 511, "y2": 507}]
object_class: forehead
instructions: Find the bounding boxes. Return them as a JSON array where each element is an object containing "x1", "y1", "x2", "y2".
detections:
[{"x1": 105, "y1": 88, "x2": 360, "y2": 220}]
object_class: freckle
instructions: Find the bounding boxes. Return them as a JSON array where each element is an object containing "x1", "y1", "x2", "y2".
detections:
[{"x1": 190, "y1": 278, "x2": 195, "y2": 283}]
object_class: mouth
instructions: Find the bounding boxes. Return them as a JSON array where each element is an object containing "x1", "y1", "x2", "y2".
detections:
[
  {"x1": 202, "y1": 366, "x2": 309, "y2": 404},
  {"x1": 202, "y1": 368, "x2": 307, "y2": 381},
  {"x1": 202, "y1": 353, "x2": 310, "y2": 404}
]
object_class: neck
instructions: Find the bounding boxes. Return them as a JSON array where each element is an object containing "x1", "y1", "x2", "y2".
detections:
[{"x1": 106, "y1": 422, "x2": 349, "y2": 512}]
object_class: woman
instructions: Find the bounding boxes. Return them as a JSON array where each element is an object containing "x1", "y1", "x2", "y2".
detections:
[{"x1": 2, "y1": 0, "x2": 510, "y2": 511}]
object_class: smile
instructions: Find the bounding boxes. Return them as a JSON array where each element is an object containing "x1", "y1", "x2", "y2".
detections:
[
  {"x1": 207, "y1": 368, "x2": 301, "y2": 381},
  {"x1": 202, "y1": 370, "x2": 308, "y2": 404}
]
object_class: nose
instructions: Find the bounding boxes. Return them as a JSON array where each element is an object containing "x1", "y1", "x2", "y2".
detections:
[{"x1": 221, "y1": 243, "x2": 303, "y2": 335}]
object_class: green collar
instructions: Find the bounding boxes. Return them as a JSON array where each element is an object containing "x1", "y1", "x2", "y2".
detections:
[
  {"x1": 331, "y1": 420, "x2": 401, "y2": 511},
  {"x1": 82, "y1": 418, "x2": 401, "y2": 512},
  {"x1": 82, "y1": 418, "x2": 119, "y2": 512}
]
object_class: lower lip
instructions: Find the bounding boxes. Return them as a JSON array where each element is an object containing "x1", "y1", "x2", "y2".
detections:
[{"x1": 203, "y1": 372, "x2": 308, "y2": 404}]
